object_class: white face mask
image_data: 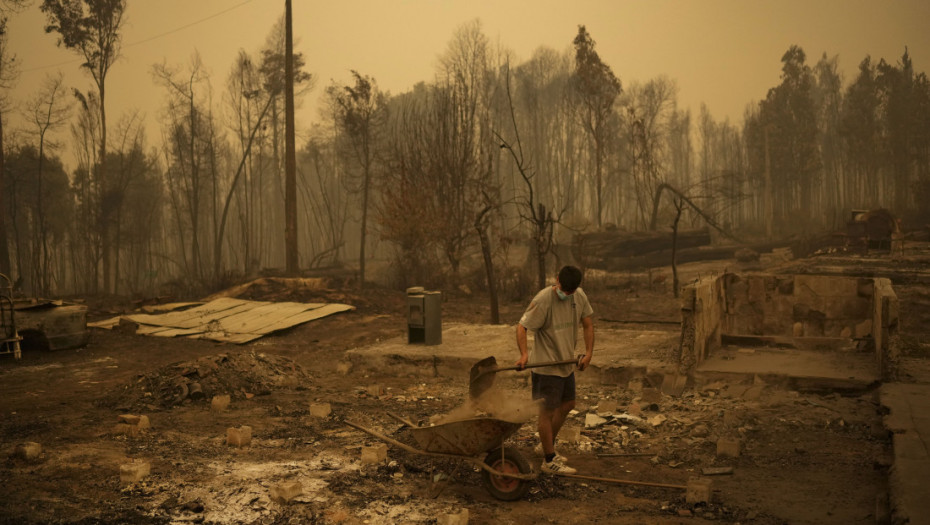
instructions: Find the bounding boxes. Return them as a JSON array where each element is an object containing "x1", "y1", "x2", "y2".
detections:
[{"x1": 556, "y1": 288, "x2": 570, "y2": 301}]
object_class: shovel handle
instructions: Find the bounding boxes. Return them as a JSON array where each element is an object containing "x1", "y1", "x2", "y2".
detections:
[{"x1": 496, "y1": 358, "x2": 580, "y2": 374}]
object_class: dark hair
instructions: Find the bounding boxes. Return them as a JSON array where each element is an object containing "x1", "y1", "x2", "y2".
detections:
[{"x1": 558, "y1": 265, "x2": 583, "y2": 293}]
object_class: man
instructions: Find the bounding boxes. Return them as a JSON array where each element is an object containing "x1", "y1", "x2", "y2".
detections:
[{"x1": 516, "y1": 265, "x2": 594, "y2": 475}]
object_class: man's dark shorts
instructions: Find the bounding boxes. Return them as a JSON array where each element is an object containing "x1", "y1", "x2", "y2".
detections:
[{"x1": 531, "y1": 372, "x2": 576, "y2": 410}]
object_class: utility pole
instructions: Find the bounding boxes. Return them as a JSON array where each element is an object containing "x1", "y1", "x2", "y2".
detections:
[
  {"x1": 763, "y1": 125, "x2": 773, "y2": 239},
  {"x1": 284, "y1": 0, "x2": 298, "y2": 274}
]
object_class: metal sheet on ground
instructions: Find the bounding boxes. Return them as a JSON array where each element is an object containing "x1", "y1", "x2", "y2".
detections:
[{"x1": 88, "y1": 298, "x2": 354, "y2": 344}]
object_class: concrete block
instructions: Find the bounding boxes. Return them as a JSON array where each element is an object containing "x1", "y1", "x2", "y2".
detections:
[
  {"x1": 723, "y1": 410, "x2": 740, "y2": 427},
  {"x1": 270, "y1": 480, "x2": 303, "y2": 503},
  {"x1": 686, "y1": 477, "x2": 714, "y2": 504},
  {"x1": 118, "y1": 414, "x2": 141, "y2": 425},
  {"x1": 211, "y1": 394, "x2": 231, "y2": 411},
  {"x1": 227, "y1": 426, "x2": 252, "y2": 448},
  {"x1": 309, "y1": 402, "x2": 332, "y2": 418},
  {"x1": 716, "y1": 437, "x2": 741, "y2": 458},
  {"x1": 367, "y1": 384, "x2": 384, "y2": 396},
  {"x1": 112, "y1": 423, "x2": 143, "y2": 437},
  {"x1": 437, "y1": 509, "x2": 469, "y2": 525},
  {"x1": 561, "y1": 426, "x2": 582, "y2": 444},
  {"x1": 14, "y1": 442, "x2": 42, "y2": 460},
  {"x1": 361, "y1": 443, "x2": 388, "y2": 464},
  {"x1": 120, "y1": 460, "x2": 151, "y2": 485}
]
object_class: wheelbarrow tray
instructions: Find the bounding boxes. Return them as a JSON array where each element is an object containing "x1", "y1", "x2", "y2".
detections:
[{"x1": 408, "y1": 417, "x2": 523, "y2": 455}]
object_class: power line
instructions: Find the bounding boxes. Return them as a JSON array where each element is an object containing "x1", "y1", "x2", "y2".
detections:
[{"x1": 22, "y1": 0, "x2": 261, "y2": 74}]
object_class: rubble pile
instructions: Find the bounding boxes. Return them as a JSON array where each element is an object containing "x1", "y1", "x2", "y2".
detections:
[{"x1": 100, "y1": 351, "x2": 310, "y2": 409}]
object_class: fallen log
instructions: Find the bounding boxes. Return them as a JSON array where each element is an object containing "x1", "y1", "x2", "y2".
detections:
[
  {"x1": 591, "y1": 241, "x2": 789, "y2": 272},
  {"x1": 574, "y1": 228, "x2": 711, "y2": 260}
]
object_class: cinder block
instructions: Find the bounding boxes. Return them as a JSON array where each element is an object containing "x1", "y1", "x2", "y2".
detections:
[
  {"x1": 309, "y1": 402, "x2": 332, "y2": 418},
  {"x1": 686, "y1": 477, "x2": 714, "y2": 503},
  {"x1": 270, "y1": 480, "x2": 303, "y2": 503},
  {"x1": 120, "y1": 460, "x2": 151, "y2": 485},
  {"x1": 227, "y1": 426, "x2": 253, "y2": 448},
  {"x1": 716, "y1": 437, "x2": 741, "y2": 458},
  {"x1": 561, "y1": 426, "x2": 582, "y2": 444},
  {"x1": 14, "y1": 442, "x2": 41, "y2": 460},
  {"x1": 212, "y1": 394, "x2": 231, "y2": 411},
  {"x1": 361, "y1": 443, "x2": 388, "y2": 464},
  {"x1": 437, "y1": 509, "x2": 469, "y2": 525}
]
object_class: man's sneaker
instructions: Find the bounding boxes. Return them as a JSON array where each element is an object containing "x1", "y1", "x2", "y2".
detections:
[
  {"x1": 540, "y1": 458, "x2": 577, "y2": 475},
  {"x1": 533, "y1": 443, "x2": 568, "y2": 463}
]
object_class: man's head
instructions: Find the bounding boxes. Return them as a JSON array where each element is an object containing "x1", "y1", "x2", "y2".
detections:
[{"x1": 557, "y1": 265, "x2": 583, "y2": 294}]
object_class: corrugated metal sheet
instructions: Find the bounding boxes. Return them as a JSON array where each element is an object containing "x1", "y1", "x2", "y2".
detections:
[{"x1": 88, "y1": 298, "x2": 354, "y2": 343}]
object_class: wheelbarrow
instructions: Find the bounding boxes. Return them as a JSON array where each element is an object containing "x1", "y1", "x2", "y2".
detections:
[{"x1": 344, "y1": 412, "x2": 537, "y2": 501}]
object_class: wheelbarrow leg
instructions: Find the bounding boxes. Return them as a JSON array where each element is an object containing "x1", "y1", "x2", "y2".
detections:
[{"x1": 427, "y1": 463, "x2": 463, "y2": 499}]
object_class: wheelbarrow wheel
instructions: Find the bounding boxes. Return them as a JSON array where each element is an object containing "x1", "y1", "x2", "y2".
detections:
[{"x1": 481, "y1": 446, "x2": 531, "y2": 501}]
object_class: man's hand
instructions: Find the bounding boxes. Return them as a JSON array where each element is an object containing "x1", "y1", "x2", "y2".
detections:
[
  {"x1": 515, "y1": 354, "x2": 529, "y2": 370},
  {"x1": 577, "y1": 352, "x2": 592, "y2": 371}
]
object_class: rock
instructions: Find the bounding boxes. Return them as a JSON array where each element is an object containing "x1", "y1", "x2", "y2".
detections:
[
  {"x1": 13, "y1": 442, "x2": 41, "y2": 461},
  {"x1": 691, "y1": 424, "x2": 709, "y2": 437},
  {"x1": 309, "y1": 402, "x2": 332, "y2": 418},
  {"x1": 212, "y1": 394, "x2": 231, "y2": 411}
]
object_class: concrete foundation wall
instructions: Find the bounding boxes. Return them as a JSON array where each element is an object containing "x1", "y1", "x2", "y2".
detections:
[
  {"x1": 680, "y1": 273, "x2": 898, "y2": 374},
  {"x1": 723, "y1": 274, "x2": 873, "y2": 339},
  {"x1": 874, "y1": 278, "x2": 899, "y2": 377},
  {"x1": 678, "y1": 275, "x2": 726, "y2": 373}
]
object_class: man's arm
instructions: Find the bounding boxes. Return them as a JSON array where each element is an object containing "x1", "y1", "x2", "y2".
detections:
[
  {"x1": 515, "y1": 323, "x2": 529, "y2": 369},
  {"x1": 577, "y1": 316, "x2": 594, "y2": 370}
]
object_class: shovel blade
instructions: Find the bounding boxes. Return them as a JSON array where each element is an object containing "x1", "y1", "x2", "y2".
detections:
[{"x1": 468, "y1": 356, "x2": 499, "y2": 399}]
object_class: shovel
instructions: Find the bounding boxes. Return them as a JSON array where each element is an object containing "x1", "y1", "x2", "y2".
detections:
[{"x1": 469, "y1": 356, "x2": 579, "y2": 399}]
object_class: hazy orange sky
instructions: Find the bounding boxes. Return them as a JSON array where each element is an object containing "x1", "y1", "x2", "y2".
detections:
[{"x1": 7, "y1": 0, "x2": 930, "y2": 164}]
